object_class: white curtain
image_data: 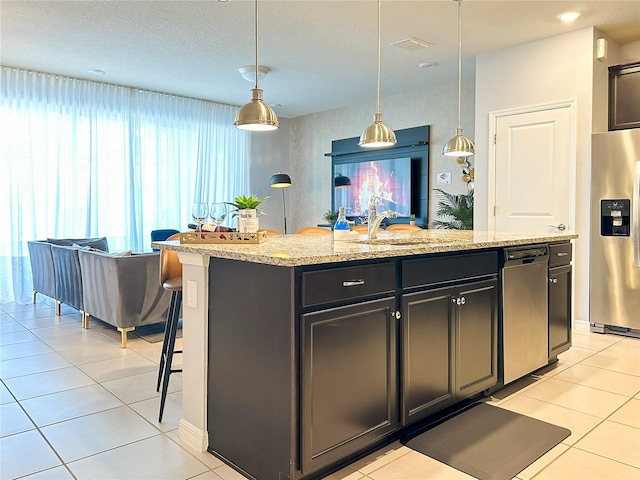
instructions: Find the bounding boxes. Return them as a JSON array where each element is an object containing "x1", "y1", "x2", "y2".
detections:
[{"x1": 0, "y1": 67, "x2": 250, "y2": 304}]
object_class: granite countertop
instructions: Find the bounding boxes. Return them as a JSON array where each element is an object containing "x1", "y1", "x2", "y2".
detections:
[{"x1": 151, "y1": 230, "x2": 577, "y2": 267}]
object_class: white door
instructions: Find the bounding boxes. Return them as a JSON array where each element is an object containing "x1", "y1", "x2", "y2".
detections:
[{"x1": 491, "y1": 102, "x2": 576, "y2": 233}]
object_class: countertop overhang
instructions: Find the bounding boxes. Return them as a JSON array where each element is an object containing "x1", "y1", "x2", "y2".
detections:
[{"x1": 152, "y1": 230, "x2": 578, "y2": 267}]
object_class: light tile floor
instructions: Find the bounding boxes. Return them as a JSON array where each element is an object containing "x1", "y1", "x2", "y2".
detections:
[{"x1": 1, "y1": 300, "x2": 639, "y2": 480}]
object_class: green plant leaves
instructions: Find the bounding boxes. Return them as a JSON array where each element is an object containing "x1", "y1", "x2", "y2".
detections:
[
  {"x1": 224, "y1": 194, "x2": 269, "y2": 216},
  {"x1": 432, "y1": 188, "x2": 473, "y2": 230}
]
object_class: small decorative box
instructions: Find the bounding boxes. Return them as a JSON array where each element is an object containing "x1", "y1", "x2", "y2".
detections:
[{"x1": 180, "y1": 230, "x2": 267, "y2": 244}]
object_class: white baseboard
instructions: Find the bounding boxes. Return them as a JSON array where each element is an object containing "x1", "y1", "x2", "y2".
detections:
[
  {"x1": 178, "y1": 418, "x2": 208, "y2": 453},
  {"x1": 574, "y1": 318, "x2": 590, "y2": 332}
]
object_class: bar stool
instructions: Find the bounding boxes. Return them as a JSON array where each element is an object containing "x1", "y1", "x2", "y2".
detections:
[{"x1": 157, "y1": 233, "x2": 183, "y2": 422}]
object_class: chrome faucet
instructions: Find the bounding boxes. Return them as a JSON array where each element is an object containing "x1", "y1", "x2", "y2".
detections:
[{"x1": 367, "y1": 196, "x2": 398, "y2": 239}]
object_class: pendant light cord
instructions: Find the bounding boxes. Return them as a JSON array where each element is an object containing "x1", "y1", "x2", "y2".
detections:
[
  {"x1": 456, "y1": 0, "x2": 462, "y2": 129},
  {"x1": 375, "y1": 0, "x2": 381, "y2": 114},
  {"x1": 254, "y1": 0, "x2": 259, "y2": 89}
]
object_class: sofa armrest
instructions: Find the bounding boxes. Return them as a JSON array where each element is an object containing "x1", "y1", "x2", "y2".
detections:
[
  {"x1": 78, "y1": 251, "x2": 171, "y2": 330},
  {"x1": 27, "y1": 240, "x2": 56, "y2": 299},
  {"x1": 50, "y1": 245, "x2": 84, "y2": 311}
]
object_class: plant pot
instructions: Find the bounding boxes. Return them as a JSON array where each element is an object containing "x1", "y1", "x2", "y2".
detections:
[{"x1": 237, "y1": 209, "x2": 259, "y2": 233}]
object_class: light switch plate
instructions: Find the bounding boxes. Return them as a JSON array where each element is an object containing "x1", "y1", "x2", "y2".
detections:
[{"x1": 187, "y1": 280, "x2": 198, "y2": 308}]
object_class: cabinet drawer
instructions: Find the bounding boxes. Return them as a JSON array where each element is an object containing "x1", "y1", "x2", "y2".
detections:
[
  {"x1": 549, "y1": 242, "x2": 572, "y2": 266},
  {"x1": 402, "y1": 252, "x2": 498, "y2": 289},
  {"x1": 302, "y1": 263, "x2": 396, "y2": 308}
]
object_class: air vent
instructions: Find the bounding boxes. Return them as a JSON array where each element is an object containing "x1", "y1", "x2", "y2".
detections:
[{"x1": 391, "y1": 37, "x2": 433, "y2": 50}]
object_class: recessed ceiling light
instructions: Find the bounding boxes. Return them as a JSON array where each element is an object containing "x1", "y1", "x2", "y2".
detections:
[
  {"x1": 418, "y1": 62, "x2": 437, "y2": 69},
  {"x1": 88, "y1": 69, "x2": 105, "y2": 76},
  {"x1": 270, "y1": 104, "x2": 282, "y2": 108},
  {"x1": 558, "y1": 11, "x2": 581, "y2": 22}
]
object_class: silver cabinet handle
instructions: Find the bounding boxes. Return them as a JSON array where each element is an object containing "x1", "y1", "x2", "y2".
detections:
[
  {"x1": 556, "y1": 252, "x2": 568, "y2": 257},
  {"x1": 460, "y1": 296, "x2": 466, "y2": 305},
  {"x1": 549, "y1": 278, "x2": 558, "y2": 284},
  {"x1": 634, "y1": 161, "x2": 640, "y2": 268},
  {"x1": 342, "y1": 279, "x2": 365, "y2": 287},
  {"x1": 548, "y1": 224, "x2": 566, "y2": 231}
]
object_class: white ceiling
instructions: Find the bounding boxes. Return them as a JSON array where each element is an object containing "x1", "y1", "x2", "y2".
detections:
[{"x1": 2, "y1": 0, "x2": 640, "y2": 118}]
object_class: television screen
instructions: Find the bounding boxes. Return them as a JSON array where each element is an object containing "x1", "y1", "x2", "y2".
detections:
[{"x1": 334, "y1": 157, "x2": 412, "y2": 218}]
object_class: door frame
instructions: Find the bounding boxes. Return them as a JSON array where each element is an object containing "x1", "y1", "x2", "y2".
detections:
[{"x1": 487, "y1": 99, "x2": 578, "y2": 233}]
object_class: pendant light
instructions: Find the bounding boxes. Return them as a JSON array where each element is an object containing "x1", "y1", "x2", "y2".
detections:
[
  {"x1": 358, "y1": 0, "x2": 396, "y2": 149},
  {"x1": 234, "y1": 0, "x2": 279, "y2": 131},
  {"x1": 443, "y1": 0, "x2": 475, "y2": 157}
]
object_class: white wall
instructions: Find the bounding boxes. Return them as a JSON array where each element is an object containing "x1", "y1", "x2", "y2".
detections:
[
  {"x1": 289, "y1": 73, "x2": 474, "y2": 232},
  {"x1": 474, "y1": 27, "x2": 601, "y2": 328}
]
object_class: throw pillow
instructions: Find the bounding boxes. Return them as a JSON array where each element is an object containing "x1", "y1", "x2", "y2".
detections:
[{"x1": 48, "y1": 237, "x2": 109, "y2": 252}]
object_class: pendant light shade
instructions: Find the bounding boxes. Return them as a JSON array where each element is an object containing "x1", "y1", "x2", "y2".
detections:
[
  {"x1": 334, "y1": 173, "x2": 352, "y2": 188},
  {"x1": 443, "y1": 127, "x2": 475, "y2": 157},
  {"x1": 359, "y1": 0, "x2": 396, "y2": 149},
  {"x1": 269, "y1": 172, "x2": 291, "y2": 188},
  {"x1": 235, "y1": 0, "x2": 279, "y2": 132},
  {"x1": 359, "y1": 112, "x2": 397, "y2": 149},
  {"x1": 236, "y1": 87, "x2": 279, "y2": 131},
  {"x1": 443, "y1": 0, "x2": 474, "y2": 157}
]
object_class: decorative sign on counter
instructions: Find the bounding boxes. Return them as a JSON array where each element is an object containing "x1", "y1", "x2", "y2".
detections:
[{"x1": 180, "y1": 230, "x2": 267, "y2": 244}]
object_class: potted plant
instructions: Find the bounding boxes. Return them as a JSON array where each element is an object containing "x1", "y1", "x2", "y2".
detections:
[
  {"x1": 225, "y1": 194, "x2": 268, "y2": 233},
  {"x1": 322, "y1": 210, "x2": 338, "y2": 226},
  {"x1": 409, "y1": 214, "x2": 416, "y2": 226},
  {"x1": 432, "y1": 188, "x2": 473, "y2": 230}
]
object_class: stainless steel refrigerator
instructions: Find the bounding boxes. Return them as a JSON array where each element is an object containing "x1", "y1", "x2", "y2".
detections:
[{"x1": 590, "y1": 129, "x2": 640, "y2": 337}]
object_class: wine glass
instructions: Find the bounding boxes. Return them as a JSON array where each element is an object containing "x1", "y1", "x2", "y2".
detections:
[
  {"x1": 191, "y1": 202, "x2": 208, "y2": 232},
  {"x1": 209, "y1": 203, "x2": 230, "y2": 232}
]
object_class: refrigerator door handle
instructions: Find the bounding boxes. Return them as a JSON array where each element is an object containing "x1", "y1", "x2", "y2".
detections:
[{"x1": 634, "y1": 161, "x2": 640, "y2": 268}]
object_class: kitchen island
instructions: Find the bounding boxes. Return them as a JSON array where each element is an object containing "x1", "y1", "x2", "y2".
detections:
[{"x1": 153, "y1": 229, "x2": 577, "y2": 480}]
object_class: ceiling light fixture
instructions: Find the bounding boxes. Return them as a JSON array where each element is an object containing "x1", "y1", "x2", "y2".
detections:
[
  {"x1": 558, "y1": 11, "x2": 581, "y2": 22},
  {"x1": 443, "y1": 0, "x2": 475, "y2": 158},
  {"x1": 238, "y1": 65, "x2": 270, "y2": 83},
  {"x1": 234, "y1": 0, "x2": 279, "y2": 131},
  {"x1": 87, "y1": 69, "x2": 105, "y2": 76},
  {"x1": 359, "y1": 0, "x2": 396, "y2": 149},
  {"x1": 391, "y1": 37, "x2": 433, "y2": 51}
]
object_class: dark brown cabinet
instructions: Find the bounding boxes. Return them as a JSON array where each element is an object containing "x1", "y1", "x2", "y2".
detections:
[
  {"x1": 456, "y1": 280, "x2": 499, "y2": 396},
  {"x1": 401, "y1": 278, "x2": 498, "y2": 426},
  {"x1": 401, "y1": 288, "x2": 455, "y2": 425},
  {"x1": 301, "y1": 297, "x2": 398, "y2": 474},
  {"x1": 548, "y1": 243, "x2": 572, "y2": 359}
]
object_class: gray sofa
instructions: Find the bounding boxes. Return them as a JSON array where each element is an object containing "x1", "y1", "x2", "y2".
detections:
[
  {"x1": 78, "y1": 249, "x2": 171, "y2": 347},
  {"x1": 27, "y1": 238, "x2": 171, "y2": 347},
  {"x1": 27, "y1": 237, "x2": 109, "y2": 315}
]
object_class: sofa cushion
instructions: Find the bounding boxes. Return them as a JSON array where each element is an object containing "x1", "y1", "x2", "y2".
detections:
[{"x1": 48, "y1": 237, "x2": 109, "y2": 252}]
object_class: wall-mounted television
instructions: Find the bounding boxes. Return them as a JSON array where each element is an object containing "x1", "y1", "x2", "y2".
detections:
[{"x1": 333, "y1": 157, "x2": 413, "y2": 218}]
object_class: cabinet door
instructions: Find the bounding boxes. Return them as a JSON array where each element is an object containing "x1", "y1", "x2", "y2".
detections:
[
  {"x1": 301, "y1": 297, "x2": 397, "y2": 474},
  {"x1": 549, "y1": 265, "x2": 572, "y2": 358},
  {"x1": 455, "y1": 279, "x2": 498, "y2": 397},
  {"x1": 401, "y1": 287, "x2": 455, "y2": 426}
]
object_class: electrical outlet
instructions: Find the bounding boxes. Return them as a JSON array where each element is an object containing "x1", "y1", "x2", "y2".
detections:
[{"x1": 187, "y1": 280, "x2": 198, "y2": 308}]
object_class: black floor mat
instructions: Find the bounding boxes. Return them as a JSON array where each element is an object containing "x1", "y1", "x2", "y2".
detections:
[{"x1": 402, "y1": 402, "x2": 571, "y2": 480}]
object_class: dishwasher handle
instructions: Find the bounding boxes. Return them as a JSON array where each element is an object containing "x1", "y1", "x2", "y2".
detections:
[{"x1": 503, "y1": 245, "x2": 549, "y2": 266}]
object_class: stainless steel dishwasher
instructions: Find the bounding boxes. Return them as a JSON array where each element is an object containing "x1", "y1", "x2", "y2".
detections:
[{"x1": 500, "y1": 245, "x2": 549, "y2": 385}]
